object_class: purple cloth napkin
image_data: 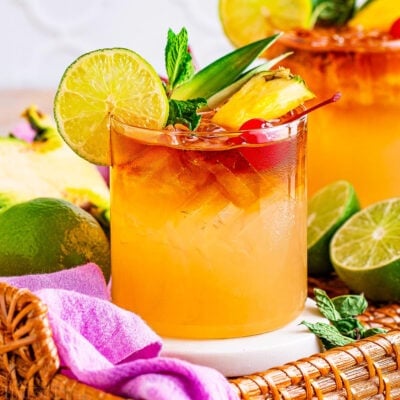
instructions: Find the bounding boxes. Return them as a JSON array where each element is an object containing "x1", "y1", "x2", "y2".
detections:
[{"x1": 1, "y1": 264, "x2": 238, "y2": 400}]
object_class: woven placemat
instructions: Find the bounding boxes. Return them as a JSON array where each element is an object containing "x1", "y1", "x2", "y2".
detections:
[{"x1": 1, "y1": 276, "x2": 400, "y2": 399}]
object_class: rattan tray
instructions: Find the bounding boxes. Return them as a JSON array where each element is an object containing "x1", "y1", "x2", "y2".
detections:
[{"x1": 2, "y1": 276, "x2": 400, "y2": 400}]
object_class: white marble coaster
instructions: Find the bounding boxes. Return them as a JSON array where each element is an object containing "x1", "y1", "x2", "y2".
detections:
[{"x1": 161, "y1": 298, "x2": 327, "y2": 377}]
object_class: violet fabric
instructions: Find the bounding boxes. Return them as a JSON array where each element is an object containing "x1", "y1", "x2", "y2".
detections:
[
  {"x1": 2, "y1": 263, "x2": 110, "y2": 300},
  {"x1": 0, "y1": 264, "x2": 238, "y2": 400}
]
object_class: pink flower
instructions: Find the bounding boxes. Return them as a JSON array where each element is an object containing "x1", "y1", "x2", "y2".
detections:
[
  {"x1": 97, "y1": 166, "x2": 110, "y2": 186},
  {"x1": 11, "y1": 121, "x2": 36, "y2": 142}
]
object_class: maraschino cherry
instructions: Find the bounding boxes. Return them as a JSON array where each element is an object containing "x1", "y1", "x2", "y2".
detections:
[
  {"x1": 389, "y1": 18, "x2": 400, "y2": 39},
  {"x1": 233, "y1": 92, "x2": 342, "y2": 171},
  {"x1": 236, "y1": 118, "x2": 289, "y2": 171}
]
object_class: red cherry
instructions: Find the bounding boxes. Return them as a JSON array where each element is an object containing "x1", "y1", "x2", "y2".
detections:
[
  {"x1": 239, "y1": 118, "x2": 274, "y2": 145},
  {"x1": 240, "y1": 118, "x2": 273, "y2": 131},
  {"x1": 235, "y1": 119, "x2": 290, "y2": 171},
  {"x1": 390, "y1": 18, "x2": 400, "y2": 39}
]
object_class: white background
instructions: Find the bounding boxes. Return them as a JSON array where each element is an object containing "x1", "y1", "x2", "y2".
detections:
[{"x1": 1, "y1": 0, "x2": 233, "y2": 89}]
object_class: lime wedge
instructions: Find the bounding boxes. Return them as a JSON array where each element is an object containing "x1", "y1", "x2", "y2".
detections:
[
  {"x1": 331, "y1": 198, "x2": 400, "y2": 301},
  {"x1": 211, "y1": 69, "x2": 315, "y2": 130},
  {"x1": 307, "y1": 180, "x2": 360, "y2": 276},
  {"x1": 219, "y1": 0, "x2": 313, "y2": 48},
  {"x1": 54, "y1": 48, "x2": 169, "y2": 166}
]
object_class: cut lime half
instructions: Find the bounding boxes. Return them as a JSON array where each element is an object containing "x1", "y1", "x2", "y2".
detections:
[
  {"x1": 307, "y1": 180, "x2": 360, "y2": 275},
  {"x1": 331, "y1": 198, "x2": 400, "y2": 301},
  {"x1": 54, "y1": 48, "x2": 169, "y2": 166}
]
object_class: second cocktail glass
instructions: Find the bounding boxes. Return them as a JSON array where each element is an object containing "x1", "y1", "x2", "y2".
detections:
[{"x1": 270, "y1": 28, "x2": 400, "y2": 205}]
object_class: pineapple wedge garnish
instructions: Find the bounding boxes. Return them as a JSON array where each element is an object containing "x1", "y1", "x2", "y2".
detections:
[{"x1": 211, "y1": 68, "x2": 315, "y2": 130}]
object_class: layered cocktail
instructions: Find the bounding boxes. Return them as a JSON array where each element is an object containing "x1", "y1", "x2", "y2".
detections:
[{"x1": 110, "y1": 109, "x2": 308, "y2": 339}]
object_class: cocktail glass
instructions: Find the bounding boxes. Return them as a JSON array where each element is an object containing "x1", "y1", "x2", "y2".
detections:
[
  {"x1": 269, "y1": 28, "x2": 400, "y2": 205},
  {"x1": 110, "y1": 110, "x2": 308, "y2": 339}
]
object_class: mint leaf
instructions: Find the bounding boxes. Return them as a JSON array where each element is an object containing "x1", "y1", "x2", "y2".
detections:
[
  {"x1": 301, "y1": 321, "x2": 354, "y2": 350},
  {"x1": 163, "y1": 28, "x2": 202, "y2": 129},
  {"x1": 331, "y1": 294, "x2": 368, "y2": 318},
  {"x1": 167, "y1": 98, "x2": 207, "y2": 130},
  {"x1": 304, "y1": 288, "x2": 388, "y2": 351},
  {"x1": 363, "y1": 327, "x2": 388, "y2": 338},
  {"x1": 314, "y1": 288, "x2": 342, "y2": 321},
  {"x1": 165, "y1": 28, "x2": 195, "y2": 94},
  {"x1": 332, "y1": 317, "x2": 365, "y2": 338}
]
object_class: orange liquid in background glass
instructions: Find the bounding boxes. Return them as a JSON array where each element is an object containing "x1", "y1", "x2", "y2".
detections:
[
  {"x1": 268, "y1": 28, "x2": 400, "y2": 206},
  {"x1": 110, "y1": 112, "x2": 308, "y2": 339}
]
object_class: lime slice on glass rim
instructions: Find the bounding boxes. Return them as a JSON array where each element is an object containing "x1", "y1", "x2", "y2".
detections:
[
  {"x1": 54, "y1": 48, "x2": 169, "y2": 166},
  {"x1": 330, "y1": 198, "x2": 400, "y2": 301},
  {"x1": 219, "y1": 0, "x2": 313, "y2": 48},
  {"x1": 307, "y1": 180, "x2": 360, "y2": 276}
]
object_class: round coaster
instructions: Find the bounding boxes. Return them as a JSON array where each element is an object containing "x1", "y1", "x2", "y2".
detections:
[{"x1": 161, "y1": 298, "x2": 327, "y2": 377}]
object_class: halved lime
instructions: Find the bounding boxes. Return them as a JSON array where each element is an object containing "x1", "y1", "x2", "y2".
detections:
[
  {"x1": 219, "y1": 0, "x2": 313, "y2": 48},
  {"x1": 307, "y1": 180, "x2": 360, "y2": 276},
  {"x1": 54, "y1": 48, "x2": 169, "y2": 166},
  {"x1": 330, "y1": 198, "x2": 400, "y2": 301}
]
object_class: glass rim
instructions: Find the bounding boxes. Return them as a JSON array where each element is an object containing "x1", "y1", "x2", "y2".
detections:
[
  {"x1": 109, "y1": 113, "x2": 307, "y2": 150},
  {"x1": 279, "y1": 28, "x2": 400, "y2": 53}
]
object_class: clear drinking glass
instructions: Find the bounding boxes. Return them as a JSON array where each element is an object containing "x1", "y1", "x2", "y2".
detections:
[
  {"x1": 110, "y1": 111, "x2": 308, "y2": 339},
  {"x1": 269, "y1": 28, "x2": 400, "y2": 205}
]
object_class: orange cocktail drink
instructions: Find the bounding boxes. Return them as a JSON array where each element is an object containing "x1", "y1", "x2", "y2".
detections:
[
  {"x1": 110, "y1": 111, "x2": 308, "y2": 339},
  {"x1": 271, "y1": 28, "x2": 400, "y2": 205}
]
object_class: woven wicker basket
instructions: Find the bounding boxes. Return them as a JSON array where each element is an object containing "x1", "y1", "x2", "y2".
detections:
[{"x1": 2, "y1": 277, "x2": 400, "y2": 400}]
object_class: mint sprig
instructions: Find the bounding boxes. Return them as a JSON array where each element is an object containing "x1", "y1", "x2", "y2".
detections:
[
  {"x1": 165, "y1": 28, "x2": 195, "y2": 95},
  {"x1": 163, "y1": 28, "x2": 205, "y2": 130},
  {"x1": 163, "y1": 28, "x2": 285, "y2": 130},
  {"x1": 302, "y1": 288, "x2": 387, "y2": 350},
  {"x1": 167, "y1": 98, "x2": 207, "y2": 130}
]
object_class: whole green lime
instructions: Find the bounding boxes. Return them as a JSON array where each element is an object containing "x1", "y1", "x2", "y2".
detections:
[{"x1": 0, "y1": 197, "x2": 110, "y2": 280}]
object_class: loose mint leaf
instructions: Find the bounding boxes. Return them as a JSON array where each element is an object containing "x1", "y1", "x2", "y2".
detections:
[
  {"x1": 167, "y1": 98, "x2": 207, "y2": 130},
  {"x1": 331, "y1": 294, "x2": 368, "y2": 318},
  {"x1": 301, "y1": 321, "x2": 355, "y2": 350},
  {"x1": 332, "y1": 317, "x2": 365, "y2": 338},
  {"x1": 314, "y1": 288, "x2": 342, "y2": 321},
  {"x1": 305, "y1": 289, "x2": 388, "y2": 350},
  {"x1": 165, "y1": 28, "x2": 195, "y2": 94},
  {"x1": 362, "y1": 328, "x2": 388, "y2": 338}
]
